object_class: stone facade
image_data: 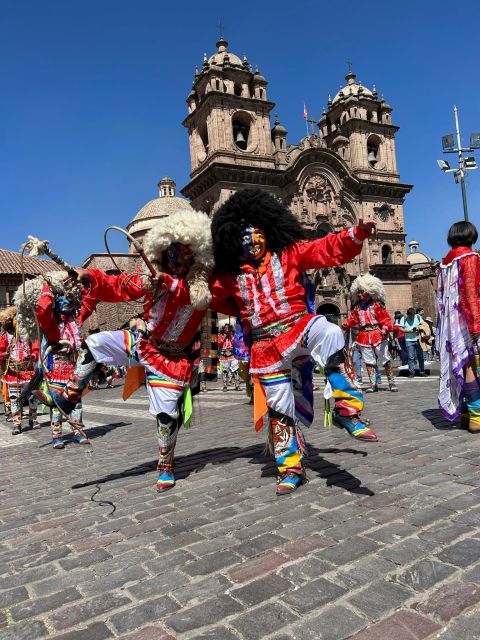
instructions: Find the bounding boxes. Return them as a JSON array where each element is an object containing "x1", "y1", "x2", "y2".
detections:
[{"x1": 182, "y1": 39, "x2": 414, "y2": 320}]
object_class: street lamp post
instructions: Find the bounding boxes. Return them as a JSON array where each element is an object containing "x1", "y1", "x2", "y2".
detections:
[{"x1": 437, "y1": 106, "x2": 479, "y2": 222}]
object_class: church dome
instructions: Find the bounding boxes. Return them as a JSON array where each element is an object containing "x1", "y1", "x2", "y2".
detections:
[
  {"x1": 407, "y1": 240, "x2": 432, "y2": 264},
  {"x1": 332, "y1": 71, "x2": 373, "y2": 105},
  {"x1": 208, "y1": 38, "x2": 243, "y2": 68},
  {"x1": 127, "y1": 177, "x2": 192, "y2": 243}
]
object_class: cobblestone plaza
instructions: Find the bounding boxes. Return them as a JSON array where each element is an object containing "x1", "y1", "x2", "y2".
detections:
[{"x1": 1, "y1": 376, "x2": 480, "y2": 639}]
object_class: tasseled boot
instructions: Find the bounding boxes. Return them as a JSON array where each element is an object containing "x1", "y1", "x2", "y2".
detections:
[
  {"x1": 268, "y1": 410, "x2": 306, "y2": 496},
  {"x1": 364, "y1": 365, "x2": 378, "y2": 393},
  {"x1": 326, "y1": 367, "x2": 378, "y2": 442},
  {"x1": 156, "y1": 413, "x2": 180, "y2": 492},
  {"x1": 385, "y1": 361, "x2": 398, "y2": 392}
]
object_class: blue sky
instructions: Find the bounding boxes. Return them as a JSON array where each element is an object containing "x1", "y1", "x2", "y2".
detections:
[{"x1": 2, "y1": 0, "x2": 479, "y2": 264}]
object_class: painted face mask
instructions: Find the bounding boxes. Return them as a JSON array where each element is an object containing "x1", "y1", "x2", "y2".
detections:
[
  {"x1": 55, "y1": 295, "x2": 76, "y2": 315},
  {"x1": 241, "y1": 225, "x2": 266, "y2": 262},
  {"x1": 358, "y1": 290, "x2": 370, "y2": 302},
  {"x1": 166, "y1": 242, "x2": 194, "y2": 276}
]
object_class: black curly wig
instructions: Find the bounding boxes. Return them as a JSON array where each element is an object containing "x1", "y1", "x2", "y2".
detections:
[{"x1": 211, "y1": 188, "x2": 307, "y2": 274}]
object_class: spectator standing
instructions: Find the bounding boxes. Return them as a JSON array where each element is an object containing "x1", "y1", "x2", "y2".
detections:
[
  {"x1": 400, "y1": 308, "x2": 426, "y2": 377},
  {"x1": 393, "y1": 311, "x2": 408, "y2": 366}
]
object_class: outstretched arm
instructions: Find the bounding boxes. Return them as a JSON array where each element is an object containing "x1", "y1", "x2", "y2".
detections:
[
  {"x1": 292, "y1": 220, "x2": 376, "y2": 271},
  {"x1": 375, "y1": 303, "x2": 393, "y2": 334},
  {"x1": 341, "y1": 306, "x2": 360, "y2": 331},
  {"x1": 75, "y1": 268, "x2": 187, "y2": 304},
  {"x1": 36, "y1": 285, "x2": 61, "y2": 343},
  {"x1": 76, "y1": 289, "x2": 97, "y2": 326},
  {"x1": 209, "y1": 275, "x2": 241, "y2": 317}
]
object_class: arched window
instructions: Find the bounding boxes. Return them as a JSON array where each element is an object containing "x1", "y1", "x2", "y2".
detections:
[
  {"x1": 234, "y1": 83, "x2": 242, "y2": 97},
  {"x1": 198, "y1": 121, "x2": 209, "y2": 156},
  {"x1": 316, "y1": 303, "x2": 340, "y2": 325},
  {"x1": 367, "y1": 135, "x2": 381, "y2": 168},
  {"x1": 232, "y1": 111, "x2": 251, "y2": 151},
  {"x1": 382, "y1": 244, "x2": 393, "y2": 264}
]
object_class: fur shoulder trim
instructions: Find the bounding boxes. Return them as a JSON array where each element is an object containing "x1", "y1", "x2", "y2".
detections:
[
  {"x1": 350, "y1": 273, "x2": 386, "y2": 305},
  {"x1": 13, "y1": 271, "x2": 68, "y2": 340},
  {"x1": 142, "y1": 209, "x2": 213, "y2": 309}
]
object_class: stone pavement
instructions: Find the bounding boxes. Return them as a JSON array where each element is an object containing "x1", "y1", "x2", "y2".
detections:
[{"x1": 1, "y1": 373, "x2": 480, "y2": 640}]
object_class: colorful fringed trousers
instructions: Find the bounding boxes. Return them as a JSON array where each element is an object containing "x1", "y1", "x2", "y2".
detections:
[
  {"x1": 7, "y1": 381, "x2": 38, "y2": 428},
  {"x1": 259, "y1": 316, "x2": 364, "y2": 423}
]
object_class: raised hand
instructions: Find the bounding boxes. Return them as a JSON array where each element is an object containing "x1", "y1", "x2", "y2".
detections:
[
  {"x1": 357, "y1": 219, "x2": 377, "y2": 237},
  {"x1": 72, "y1": 268, "x2": 91, "y2": 286}
]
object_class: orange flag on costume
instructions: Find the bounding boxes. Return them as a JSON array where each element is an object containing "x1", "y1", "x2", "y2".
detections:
[
  {"x1": 123, "y1": 366, "x2": 146, "y2": 401},
  {"x1": 253, "y1": 375, "x2": 268, "y2": 432}
]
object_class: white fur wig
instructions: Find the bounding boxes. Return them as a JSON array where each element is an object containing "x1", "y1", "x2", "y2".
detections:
[
  {"x1": 13, "y1": 271, "x2": 74, "y2": 340},
  {"x1": 142, "y1": 208, "x2": 214, "y2": 310},
  {"x1": 350, "y1": 273, "x2": 386, "y2": 306}
]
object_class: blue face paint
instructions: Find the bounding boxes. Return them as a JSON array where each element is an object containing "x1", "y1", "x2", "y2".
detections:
[
  {"x1": 241, "y1": 225, "x2": 266, "y2": 261},
  {"x1": 55, "y1": 295, "x2": 75, "y2": 314}
]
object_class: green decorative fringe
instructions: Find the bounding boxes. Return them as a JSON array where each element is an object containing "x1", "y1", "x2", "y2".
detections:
[{"x1": 324, "y1": 398, "x2": 332, "y2": 430}]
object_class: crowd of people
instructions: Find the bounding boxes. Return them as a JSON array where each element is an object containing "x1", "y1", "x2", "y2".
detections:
[{"x1": 1, "y1": 189, "x2": 479, "y2": 497}]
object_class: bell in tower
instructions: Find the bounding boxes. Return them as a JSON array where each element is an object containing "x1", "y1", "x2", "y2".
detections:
[
  {"x1": 182, "y1": 37, "x2": 276, "y2": 194},
  {"x1": 234, "y1": 126, "x2": 247, "y2": 150},
  {"x1": 368, "y1": 146, "x2": 378, "y2": 167}
]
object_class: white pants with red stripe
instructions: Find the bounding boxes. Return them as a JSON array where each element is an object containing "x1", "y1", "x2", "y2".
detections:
[
  {"x1": 260, "y1": 315, "x2": 345, "y2": 419},
  {"x1": 86, "y1": 331, "x2": 184, "y2": 418}
]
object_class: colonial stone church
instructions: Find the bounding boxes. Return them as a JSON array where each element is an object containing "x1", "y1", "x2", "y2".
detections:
[{"x1": 181, "y1": 38, "x2": 414, "y2": 319}]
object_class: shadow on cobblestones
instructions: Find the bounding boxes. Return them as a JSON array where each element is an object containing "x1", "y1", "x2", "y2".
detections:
[
  {"x1": 422, "y1": 408, "x2": 462, "y2": 431},
  {"x1": 71, "y1": 441, "x2": 373, "y2": 495},
  {"x1": 37, "y1": 421, "x2": 132, "y2": 448},
  {"x1": 306, "y1": 446, "x2": 374, "y2": 495}
]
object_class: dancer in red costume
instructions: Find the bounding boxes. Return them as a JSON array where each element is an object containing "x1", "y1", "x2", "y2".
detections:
[
  {"x1": 15, "y1": 271, "x2": 97, "y2": 448},
  {"x1": 218, "y1": 324, "x2": 241, "y2": 391},
  {"x1": 210, "y1": 189, "x2": 378, "y2": 495},
  {"x1": 0, "y1": 307, "x2": 39, "y2": 435},
  {"x1": 342, "y1": 274, "x2": 397, "y2": 393},
  {"x1": 437, "y1": 221, "x2": 480, "y2": 432},
  {"x1": 35, "y1": 209, "x2": 215, "y2": 492}
]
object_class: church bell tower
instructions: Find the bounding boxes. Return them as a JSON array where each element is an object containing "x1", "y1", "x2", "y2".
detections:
[{"x1": 182, "y1": 38, "x2": 278, "y2": 213}]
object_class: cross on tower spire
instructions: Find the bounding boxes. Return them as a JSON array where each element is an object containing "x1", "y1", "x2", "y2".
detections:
[{"x1": 216, "y1": 22, "x2": 225, "y2": 39}]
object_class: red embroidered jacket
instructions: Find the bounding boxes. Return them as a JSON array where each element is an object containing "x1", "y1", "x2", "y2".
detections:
[
  {"x1": 442, "y1": 247, "x2": 480, "y2": 335},
  {"x1": 84, "y1": 269, "x2": 206, "y2": 344},
  {"x1": 342, "y1": 300, "x2": 393, "y2": 347},
  {"x1": 210, "y1": 226, "x2": 367, "y2": 372},
  {"x1": 217, "y1": 333, "x2": 234, "y2": 359},
  {"x1": 0, "y1": 333, "x2": 39, "y2": 383},
  {"x1": 83, "y1": 269, "x2": 208, "y2": 383},
  {"x1": 36, "y1": 284, "x2": 96, "y2": 345}
]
